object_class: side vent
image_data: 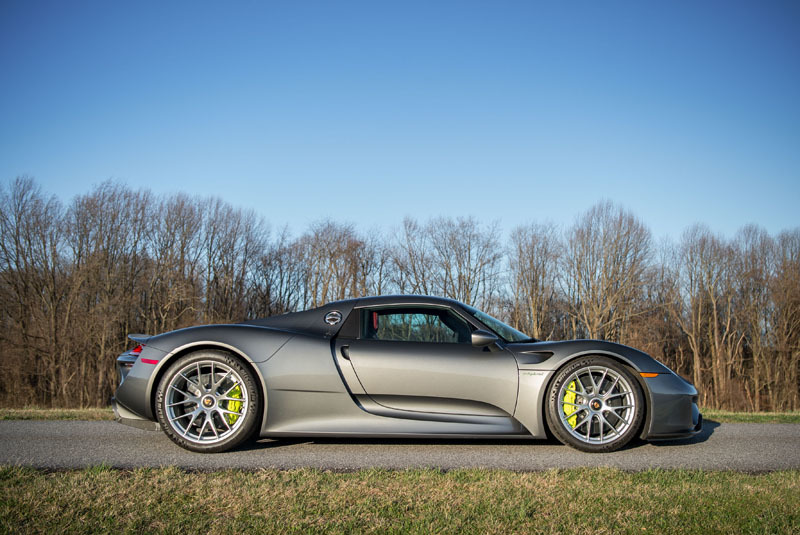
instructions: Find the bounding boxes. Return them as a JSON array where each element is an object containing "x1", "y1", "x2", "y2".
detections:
[{"x1": 515, "y1": 351, "x2": 554, "y2": 365}]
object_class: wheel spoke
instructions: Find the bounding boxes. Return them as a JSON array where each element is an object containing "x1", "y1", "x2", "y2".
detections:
[
  {"x1": 181, "y1": 411, "x2": 201, "y2": 437},
  {"x1": 216, "y1": 410, "x2": 232, "y2": 432},
  {"x1": 597, "y1": 369, "x2": 608, "y2": 393},
  {"x1": 199, "y1": 415, "x2": 211, "y2": 437},
  {"x1": 606, "y1": 376, "x2": 620, "y2": 395},
  {"x1": 610, "y1": 404, "x2": 634, "y2": 410},
  {"x1": 573, "y1": 378, "x2": 587, "y2": 394},
  {"x1": 571, "y1": 412, "x2": 591, "y2": 430},
  {"x1": 217, "y1": 407, "x2": 243, "y2": 416},
  {"x1": 218, "y1": 395, "x2": 247, "y2": 403},
  {"x1": 221, "y1": 382, "x2": 241, "y2": 397},
  {"x1": 169, "y1": 384, "x2": 193, "y2": 398},
  {"x1": 213, "y1": 370, "x2": 232, "y2": 391},
  {"x1": 600, "y1": 413, "x2": 621, "y2": 436},
  {"x1": 588, "y1": 372, "x2": 598, "y2": 392},
  {"x1": 206, "y1": 413, "x2": 219, "y2": 439},
  {"x1": 170, "y1": 411, "x2": 195, "y2": 422},
  {"x1": 179, "y1": 372, "x2": 201, "y2": 391},
  {"x1": 167, "y1": 399, "x2": 196, "y2": 408}
]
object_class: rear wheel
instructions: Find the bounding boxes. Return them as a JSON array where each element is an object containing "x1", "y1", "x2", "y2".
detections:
[
  {"x1": 155, "y1": 350, "x2": 260, "y2": 453},
  {"x1": 545, "y1": 356, "x2": 644, "y2": 453}
]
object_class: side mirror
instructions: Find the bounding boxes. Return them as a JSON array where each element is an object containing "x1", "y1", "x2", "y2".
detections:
[{"x1": 471, "y1": 330, "x2": 499, "y2": 348}]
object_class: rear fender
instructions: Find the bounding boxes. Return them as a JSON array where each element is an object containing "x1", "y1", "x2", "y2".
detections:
[{"x1": 141, "y1": 325, "x2": 292, "y2": 423}]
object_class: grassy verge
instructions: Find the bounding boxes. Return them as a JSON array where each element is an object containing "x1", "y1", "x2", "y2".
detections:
[
  {"x1": 700, "y1": 409, "x2": 800, "y2": 424},
  {"x1": 0, "y1": 407, "x2": 113, "y2": 421},
  {"x1": 1, "y1": 466, "x2": 798, "y2": 534}
]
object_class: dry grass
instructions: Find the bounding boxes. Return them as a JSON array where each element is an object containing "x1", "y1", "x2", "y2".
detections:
[
  {"x1": 0, "y1": 407, "x2": 114, "y2": 421},
  {"x1": 701, "y1": 409, "x2": 800, "y2": 424},
  {"x1": 1, "y1": 466, "x2": 798, "y2": 534}
]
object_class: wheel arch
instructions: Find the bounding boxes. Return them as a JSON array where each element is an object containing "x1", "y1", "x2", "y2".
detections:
[
  {"x1": 147, "y1": 341, "x2": 269, "y2": 432},
  {"x1": 538, "y1": 351, "x2": 652, "y2": 441}
]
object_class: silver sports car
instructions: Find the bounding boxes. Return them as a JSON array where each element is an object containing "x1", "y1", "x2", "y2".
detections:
[{"x1": 113, "y1": 295, "x2": 701, "y2": 453}]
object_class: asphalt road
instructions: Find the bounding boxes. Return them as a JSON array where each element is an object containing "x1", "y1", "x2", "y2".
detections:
[{"x1": 1, "y1": 420, "x2": 798, "y2": 471}]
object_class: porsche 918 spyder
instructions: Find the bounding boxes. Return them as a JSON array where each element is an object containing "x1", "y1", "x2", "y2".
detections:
[{"x1": 112, "y1": 295, "x2": 701, "y2": 453}]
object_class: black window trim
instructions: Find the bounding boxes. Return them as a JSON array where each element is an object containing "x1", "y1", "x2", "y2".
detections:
[{"x1": 352, "y1": 304, "x2": 478, "y2": 344}]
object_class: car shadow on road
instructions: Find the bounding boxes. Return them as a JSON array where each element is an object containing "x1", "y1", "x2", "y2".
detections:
[
  {"x1": 237, "y1": 435, "x2": 561, "y2": 452},
  {"x1": 234, "y1": 421, "x2": 720, "y2": 453}
]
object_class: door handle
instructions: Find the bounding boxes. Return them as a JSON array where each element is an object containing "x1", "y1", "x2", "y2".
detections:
[{"x1": 340, "y1": 345, "x2": 350, "y2": 360}]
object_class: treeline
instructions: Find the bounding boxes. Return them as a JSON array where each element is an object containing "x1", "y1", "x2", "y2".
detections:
[{"x1": 1, "y1": 177, "x2": 798, "y2": 411}]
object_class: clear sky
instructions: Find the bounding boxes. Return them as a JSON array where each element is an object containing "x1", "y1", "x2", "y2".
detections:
[{"x1": 1, "y1": 1, "x2": 798, "y2": 241}]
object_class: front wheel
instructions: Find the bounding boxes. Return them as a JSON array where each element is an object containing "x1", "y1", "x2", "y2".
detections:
[
  {"x1": 545, "y1": 356, "x2": 644, "y2": 453},
  {"x1": 155, "y1": 350, "x2": 260, "y2": 453}
]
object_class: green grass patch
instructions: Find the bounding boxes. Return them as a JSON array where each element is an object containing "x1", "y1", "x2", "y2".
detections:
[
  {"x1": 0, "y1": 407, "x2": 113, "y2": 421},
  {"x1": 701, "y1": 409, "x2": 800, "y2": 424},
  {"x1": 0, "y1": 466, "x2": 797, "y2": 534}
]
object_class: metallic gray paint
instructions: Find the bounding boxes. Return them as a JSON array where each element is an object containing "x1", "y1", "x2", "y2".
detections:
[{"x1": 114, "y1": 295, "x2": 700, "y2": 445}]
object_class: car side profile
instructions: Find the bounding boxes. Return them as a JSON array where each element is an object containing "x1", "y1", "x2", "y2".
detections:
[{"x1": 112, "y1": 295, "x2": 701, "y2": 453}]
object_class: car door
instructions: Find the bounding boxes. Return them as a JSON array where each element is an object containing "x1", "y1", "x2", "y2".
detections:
[{"x1": 338, "y1": 306, "x2": 519, "y2": 416}]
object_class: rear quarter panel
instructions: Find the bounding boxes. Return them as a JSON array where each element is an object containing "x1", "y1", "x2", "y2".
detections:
[{"x1": 119, "y1": 324, "x2": 294, "y2": 420}]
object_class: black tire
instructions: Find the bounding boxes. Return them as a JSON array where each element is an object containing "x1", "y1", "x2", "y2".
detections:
[
  {"x1": 545, "y1": 356, "x2": 644, "y2": 453},
  {"x1": 155, "y1": 349, "x2": 261, "y2": 453}
]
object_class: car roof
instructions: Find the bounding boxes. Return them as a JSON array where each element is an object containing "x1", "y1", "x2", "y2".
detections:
[{"x1": 331, "y1": 295, "x2": 468, "y2": 309}]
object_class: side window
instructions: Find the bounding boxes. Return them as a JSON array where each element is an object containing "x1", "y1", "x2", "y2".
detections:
[{"x1": 360, "y1": 308, "x2": 471, "y2": 343}]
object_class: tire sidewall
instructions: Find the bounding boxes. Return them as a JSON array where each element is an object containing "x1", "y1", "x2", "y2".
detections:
[
  {"x1": 545, "y1": 355, "x2": 644, "y2": 453},
  {"x1": 155, "y1": 350, "x2": 260, "y2": 453}
]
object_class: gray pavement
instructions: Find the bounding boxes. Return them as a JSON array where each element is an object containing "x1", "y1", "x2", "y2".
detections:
[{"x1": 1, "y1": 420, "x2": 798, "y2": 471}]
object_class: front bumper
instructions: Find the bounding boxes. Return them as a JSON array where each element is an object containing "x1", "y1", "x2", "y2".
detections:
[
  {"x1": 111, "y1": 397, "x2": 160, "y2": 432},
  {"x1": 643, "y1": 372, "x2": 702, "y2": 440}
]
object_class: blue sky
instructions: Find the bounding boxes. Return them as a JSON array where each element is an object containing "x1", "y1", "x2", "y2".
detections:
[{"x1": 1, "y1": 1, "x2": 798, "y2": 240}]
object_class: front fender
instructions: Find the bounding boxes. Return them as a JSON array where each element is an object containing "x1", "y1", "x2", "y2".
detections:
[{"x1": 510, "y1": 339, "x2": 673, "y2": 439}]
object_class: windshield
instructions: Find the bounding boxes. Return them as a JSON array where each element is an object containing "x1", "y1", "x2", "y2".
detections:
[{"x1": 464, "y1": 306, "x2": 533, "y2": 343}]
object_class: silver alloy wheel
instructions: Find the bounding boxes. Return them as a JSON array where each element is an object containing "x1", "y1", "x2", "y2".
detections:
[
  {"x1": 164, "y1": 360, "x2": 249, "y2": 445},
  {"x1": 558, "y1": 365, "x2": 636, "y2": 445}
]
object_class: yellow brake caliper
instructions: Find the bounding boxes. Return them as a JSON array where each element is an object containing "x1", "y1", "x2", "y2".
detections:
[
  {"x1": 563, "y1": 380, "x2": 578, "y2": 428},
  {"x1": 226, "y1": 384, "x2": 243, "y2": 425}
]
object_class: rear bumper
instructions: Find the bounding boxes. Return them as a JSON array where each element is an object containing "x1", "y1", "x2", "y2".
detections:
[{"x1": 111, "y1": 397, "x2": 160, "y2": 432}]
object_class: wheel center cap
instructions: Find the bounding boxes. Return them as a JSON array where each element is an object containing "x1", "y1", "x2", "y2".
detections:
[
  {"x1": 590, "y1": 398, "x2": 602, "y2": 411},
  {"x1": 202, "y1": 395, "x2": 216, "y2": 408}
]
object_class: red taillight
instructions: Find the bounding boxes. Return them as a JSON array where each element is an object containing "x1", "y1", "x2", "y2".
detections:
[{"x1": 131, "y1": 344, "x2": 143, "y2": 356}]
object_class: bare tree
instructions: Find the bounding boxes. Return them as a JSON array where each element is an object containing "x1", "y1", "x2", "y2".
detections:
[
  {"x1": 507, "y1": 222, "x2": 561, "y2": 339},
  {"x1": 732, "y1": 225, "x2": 774, "y2": 410},
  {"x1": 391, "y1": 218, "x2": 434, "y2": 295},
  {"x1": 771, "y1": 229, "x2": 800, "y2": 410},
  {"x1": 392, "y1": 216, "x2": 501, "y2": 310},
  {"x1": 561, "y1": 201, "x2": 652, "y2": 341},
  {"x1": 296, "y1": 220, "x2": 376, "y2": 308},
  {"x1": 144, "y1": 193, "x2": 204, "y2": 333},
  {"x1": 0, "y1": 177, "x2": 70, "y2": 406},
  {"x1": 427, "y1": 216, "x2": 502, "y2": 309}
]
